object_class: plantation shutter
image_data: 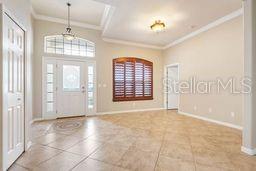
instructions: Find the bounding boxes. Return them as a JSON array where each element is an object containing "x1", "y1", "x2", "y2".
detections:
[{"x1": 113, "y1": 57, "x2": 153, "y2": 101}]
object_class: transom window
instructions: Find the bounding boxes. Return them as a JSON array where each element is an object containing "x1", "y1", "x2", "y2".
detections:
[
  {"x1": 113, "y1": 57, "x2": 153, "y2": 101},
  {"x1": 44, "y1": 35, "x2": 95, "y2": 57}
]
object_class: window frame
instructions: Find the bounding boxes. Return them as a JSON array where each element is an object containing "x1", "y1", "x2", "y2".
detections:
[
  {"x1": 113, "y1": 57, "x2": 153, "y2": 102},
  {"x1": 44, "y1": 35, "x2": 95, "y2": 58}
]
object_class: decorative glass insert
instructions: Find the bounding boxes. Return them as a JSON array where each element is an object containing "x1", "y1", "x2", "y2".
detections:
[
  {"x1": 63, "y1": 65, "x2": 80, "y2": 91},
  {"x1": 45, "y1": 35, "x2": 95, "y2": 57},
  {"x1": 46, "y1": 64, "x2": 54, "y2": 112},
  {"x1": 88, "y1": 66, "x2": 94, "y2": 109}
]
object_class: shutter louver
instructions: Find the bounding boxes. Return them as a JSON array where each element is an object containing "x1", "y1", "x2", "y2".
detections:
[
  {"x1": 135, "y1": 62, "x2": 144, "y2": 97},
  {"x1": 125, "y1": 60, "x2": 135, "y2": 97},
  {"x1": 113, "y1": 60, "x2": 125, "y2": 98},
  {"x1": 113, "y1": 58, "x2": 153, "y2": 101}
]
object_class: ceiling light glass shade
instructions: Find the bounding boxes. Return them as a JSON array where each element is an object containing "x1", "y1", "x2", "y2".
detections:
[
  {"x1": 62, "y1": 3, "x2": 75, "y2": 41},
  {"x1": 62, "y1": 27, "x2": 75, "y2": 41},
  {"x1": 151, "y1": 20, "x2": 166, "y2": 32}
]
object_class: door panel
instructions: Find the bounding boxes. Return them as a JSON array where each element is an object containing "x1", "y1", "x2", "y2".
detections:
[
  {"x1": 167, "y1": 66, "x2": 179, "y2": 109},
  {"x1": 57, "y1": 61, "x2": 86, "y2": 117},
  {"x1": 3, "y1": 13, "x2": 25, "y2": 169}
]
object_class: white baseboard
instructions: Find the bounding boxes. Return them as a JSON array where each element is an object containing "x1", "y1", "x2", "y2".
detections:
[
  {"x1": 241, "y1": 146, "x2": 256, "y2": 155},
  {"x1": 96, "y1": 108, "x2": 165, "y2": 115},
  {"x1": 30, "y1": 117, "x2": 57, "y2": 124},
  {"x1": 31, "y1": 108, "x2": 165, "y2": 122},
  {"x1": 178, "y1": 111, "x2": 243, "y2": 130},
  {"x1": 29, "y1": 118, "x2": 46, "y2": 124}
]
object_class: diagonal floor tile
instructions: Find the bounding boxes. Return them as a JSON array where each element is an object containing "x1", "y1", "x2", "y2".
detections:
[
  {"x1": 16, "y1": 145, "x2": 62, "y2": 169},
  {"x1": 155, "y1": 155, "x2": 195, "y2": 171},
  {"x1": 89, "y1": 143, "x2": 129, "y2": 165},
  {"x1": 33, "y1": 133, "x2": 68, "y2": 145},
  {"x1": 47, "y1": 135, "x2": 85, "y2": 150},
  {"x1": 35, "y1": 151, "x2": 85, "y2": 171},
  {"x1": 66, "y1": 139, "x2": 103, "y2": 156},
  {"x1": 117, "y1": 147, "x2": 158, "y2": 171}
]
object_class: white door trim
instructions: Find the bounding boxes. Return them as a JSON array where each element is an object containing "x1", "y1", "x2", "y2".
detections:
[
  {"x1": 1, "y1": 4, "x2": 28, "y2": 170},
  {"x1": 164, "y1": 63, "x2": 180, "y2": 110}
]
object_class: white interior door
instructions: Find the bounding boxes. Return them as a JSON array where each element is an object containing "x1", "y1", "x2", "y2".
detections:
[
  {"x1": 57, "y1": 60, "x2": 86, "y2": 117},
  {"x1": 3, "y1": 13, "x2": 25, "y2": 169},
  {"x1": 167, "y1": 66, "x2": 179, "y2": 109}
]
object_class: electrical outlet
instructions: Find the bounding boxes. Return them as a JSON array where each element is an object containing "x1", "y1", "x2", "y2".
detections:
[
  {"x1": 231, "y1": 112, "x2": 235, "y2": 117},
  {"x1": 209, "y1": 108, "x2": 212, "y2": 113},
  {"x1": 103, "y1": 84, "x2": 107, "y2": 88}
]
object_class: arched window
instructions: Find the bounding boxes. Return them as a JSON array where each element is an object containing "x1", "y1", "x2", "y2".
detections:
[
  {"x1": 44, "y1": 35, "x2": 95, "y2": 57},
  {"x1": 113, "y1": 57, "x2": 153, "y2": 101}
]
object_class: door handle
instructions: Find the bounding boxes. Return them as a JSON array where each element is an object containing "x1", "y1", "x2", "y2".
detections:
[
  {"x1": 17, "y1": 98, "x2": 21, "y2": 101},
  {"x1": 81, "y1": 86, "x2": 85, "y2": 93}
]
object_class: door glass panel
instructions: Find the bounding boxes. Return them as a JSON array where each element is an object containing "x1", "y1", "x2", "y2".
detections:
[
  {"x1": 47, "y1": 83, "x2": 53, "y2": 92},
  {"x1": 47, "y1": 103, "x2": 53, "y2": 112},
  {"x1": 63, "y1": 65, "x2": 80, "y2": 91},
  {"x1": 47, "y1": 64, "x2": 53, "y2": 73},
  {"x1": 46, "y1": 63, "x2": 55, "y2": 113},
  {"x1": 47, "y1": 74, "x2": 53, "y2": 83},
  {"x1": 88, "y1": 66, "x2": 94, "y2": 109},
  {"x1": 47, "y1": 93, "x2": 53, "y2": 102}
]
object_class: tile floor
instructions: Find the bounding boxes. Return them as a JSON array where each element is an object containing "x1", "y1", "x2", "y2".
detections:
[{"x1": 9, "y1": 110, "x2": 256, "y2": 171}]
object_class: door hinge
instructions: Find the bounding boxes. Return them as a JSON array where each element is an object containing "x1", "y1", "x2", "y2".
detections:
[
  {"x1": 56, "y1": 87, "x2": 58, "y2": 91},
  {"x1": 56, "y1": 110, "x2": 58, "y2": 114}
]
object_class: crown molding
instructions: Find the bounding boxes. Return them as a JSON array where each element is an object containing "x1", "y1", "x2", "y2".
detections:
[
  {"x1": 103, "y1": 38, "x2": 164, "y2": 50},
  {"x1": 100, "y1": 5, "x2": 111, "y2": 28},
  {"x1": 30, "y1": 5, "x2": 36, "y2": 17},
  {"x1": 102, "y1": 6, "x2": 116, "y2": 36},
  {"x1": 31, "y1": 6, "x2": 242, "y2": 50},
  {"x1": 163, "y1": 8, "x2": 243, "y2": 49},
  {"x1": 32, "y1": 12, "x2": 102, "y2": 31}
]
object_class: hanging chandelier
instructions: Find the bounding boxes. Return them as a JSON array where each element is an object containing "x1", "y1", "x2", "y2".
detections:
[{"x1": 62, "y1": 2, "x2": 75, "y2": 40}]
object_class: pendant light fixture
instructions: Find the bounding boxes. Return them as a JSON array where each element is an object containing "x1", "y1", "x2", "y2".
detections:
[{"x1": 62, "y1": 2, "x2": 75, "y2": 40}]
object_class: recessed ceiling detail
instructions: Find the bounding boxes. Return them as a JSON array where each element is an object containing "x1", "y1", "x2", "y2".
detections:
[{"x1": 31, "y1": 0, "x2": 242, "y2": 48}]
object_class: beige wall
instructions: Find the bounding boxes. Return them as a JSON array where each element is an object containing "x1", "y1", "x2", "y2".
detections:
[
  {"x1": 33, "y1": 19, "x2": 164, "y2": 119},
  {"x1": 163, "y1": 16, "x2": 244, "y2": 126},
  {"x1": 0, "y1": 0, "x2": 34, "y2": 169}
]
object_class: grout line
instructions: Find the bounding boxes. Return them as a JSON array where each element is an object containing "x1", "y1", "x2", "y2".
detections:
[
  {"x1": 30, "y1": 146, "x2": 65, "y2": 168},
  {"x1": 188, "y1": 131, "x2": 197, "y2": 171},
  {"x1": 86, "y1": 157, "x2": 129, "y2": 170},
  {"x1": 13, "y1": 163, "x2": 31, "y2": 170},
  {"x1": 69, "y1": 143, "x2": 107, "y2": 170},
  {"x1": 153, "y1": 125, "x2": 168, "y2": 171}
]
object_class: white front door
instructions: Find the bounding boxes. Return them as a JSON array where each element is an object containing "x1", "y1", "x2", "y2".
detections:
[
  {"x1": 57, "y1": 60, "x2": 86, "y2": 117},
  {"x1": 167, "y1": 66, "x2": 179, "y2": 109},
  {"x1": 3, "y1": 13, "x2": 25, "y2": 169}
]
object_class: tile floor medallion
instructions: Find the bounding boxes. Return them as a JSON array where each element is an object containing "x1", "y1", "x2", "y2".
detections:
[{"x1": 8, "y1": 110, "x2": 256, "y2": 171}]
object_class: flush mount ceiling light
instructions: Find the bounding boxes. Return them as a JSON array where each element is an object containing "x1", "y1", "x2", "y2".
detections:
[
  {"x1": 62, "y1": 2, "x2": 75, "y2": 40},
  {"x1": 150, "y1": 20, "x2": 166, "y2": 32}
]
